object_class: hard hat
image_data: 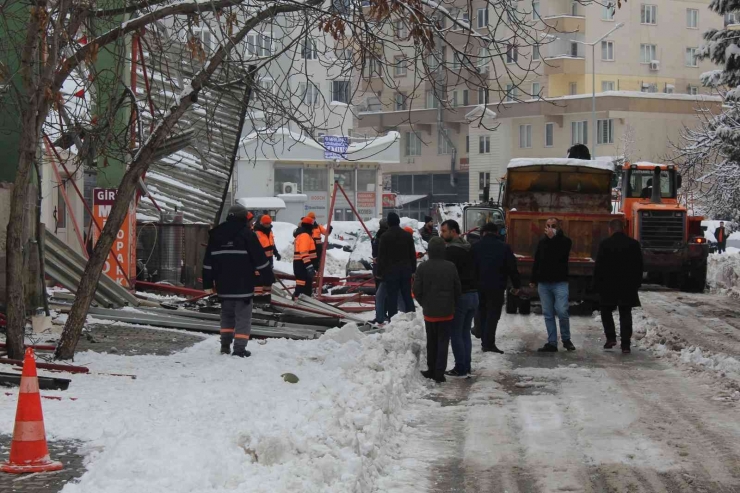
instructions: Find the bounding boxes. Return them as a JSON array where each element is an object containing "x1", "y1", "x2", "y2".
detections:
[
  {"x1": 301, "y1": 216, "x2": 315, "y2": 226},
  {"x1": 307, "y1": 212, "x2": 316, "y2": 219},
  {"x1": 227, "y1": 203, "x2": 249, "y2": 221},
  {"x1": 403, "y1": 226, "x2": 414, "y2": 234},
  {"x1": 260, "y1": 215, "x2": 272, "y2": 226}
]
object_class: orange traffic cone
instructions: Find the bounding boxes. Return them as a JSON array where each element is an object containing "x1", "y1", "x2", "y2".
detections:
[{"x1": 1, "y1": 348, "x2": 63, "y2": 474}]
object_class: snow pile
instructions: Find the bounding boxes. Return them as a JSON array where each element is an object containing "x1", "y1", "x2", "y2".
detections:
[
  {"x1": 0, "y1": 316, "x2": 427, "y2": 493},
  {"x1": 631, "y1": 310, "x2": 740, "y2": 397},
  {"x1": 319, "y1": 322, "x2": 366, "y2": 344},
  {"x1": 707, "y1": 251, "x2": 740, "y2": 298}
]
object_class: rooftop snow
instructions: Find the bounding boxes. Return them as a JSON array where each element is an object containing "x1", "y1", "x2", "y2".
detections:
[
  {"x1": 507, "y1": 158, "x2": 615, "y2": 172},
  {"x1": 236, "y1": 197, "x2": 287, "y2": 210}
]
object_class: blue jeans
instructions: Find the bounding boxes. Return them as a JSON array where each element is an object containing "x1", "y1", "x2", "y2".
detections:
[
  {"x1": 538, "y1": 282, "x2": 570, "y2": 345},
  {"x1": 450, "y1": 292, "x2": 478, "y2": 374},
  {"x1": 385, "y1": 266, "x2": 415, "y2": 318}
]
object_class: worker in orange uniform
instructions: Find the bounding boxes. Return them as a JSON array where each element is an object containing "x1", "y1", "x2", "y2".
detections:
[
  {"x1": 294, "y1": 216, "x2": 318, "y2": 297},
  {"x1": 253, "y1": 215, "x2": 281, "y2": 303},
  {"x1": 306, "y1": 212, "x2": 332, "y2": 268}
]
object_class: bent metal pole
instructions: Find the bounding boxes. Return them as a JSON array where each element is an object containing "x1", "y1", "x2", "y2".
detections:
[{"x1": 316, "y1": 181, "x2": 339, "y2": 296}]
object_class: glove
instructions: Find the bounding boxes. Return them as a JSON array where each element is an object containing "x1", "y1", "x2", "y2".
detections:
[
  {"x1": 327, "y1": 225, "x2": 333, "y2": 234},
  {"x1": 275, "y1": 252, "x2": 282, "y2": 261},
  {"x1": 306, "y1": 265, "x2": 316, "y2": 278}
]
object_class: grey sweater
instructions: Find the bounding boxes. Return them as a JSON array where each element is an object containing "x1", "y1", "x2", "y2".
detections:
[{"x1": 413, "y1": 237, "x2": 461, "y2": 320}]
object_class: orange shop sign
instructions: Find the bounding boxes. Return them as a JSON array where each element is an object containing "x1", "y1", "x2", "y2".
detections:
[{"x1": 92, "y1": 189, "x2": 136, "y2": 287}]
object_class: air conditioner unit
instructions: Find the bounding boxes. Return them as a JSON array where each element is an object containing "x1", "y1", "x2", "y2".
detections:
[
  {"x1": 282, "y1": 182, "x2": 299, "y2": 194},
  {"x1": 649, "y1": 60, "x2": 660, "y2": 71}
]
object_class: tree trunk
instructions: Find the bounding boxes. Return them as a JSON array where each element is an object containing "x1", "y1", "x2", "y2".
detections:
[{"x1": 5, "y1": 137, "x2": 38, "y2": 359}]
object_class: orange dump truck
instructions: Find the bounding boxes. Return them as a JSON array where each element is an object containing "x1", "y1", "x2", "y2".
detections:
[{"x1": 503, "y1": 158, "x2": 621, "y2": 313}]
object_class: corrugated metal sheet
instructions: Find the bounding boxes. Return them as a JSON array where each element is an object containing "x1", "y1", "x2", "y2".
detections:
[{"x1": 135, "y1": 35, "x2": 249, "y2": 224}]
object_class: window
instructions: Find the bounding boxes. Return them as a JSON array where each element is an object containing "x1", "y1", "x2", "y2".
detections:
[
  {"x1": 363, "y1": 57, "x2": 379, "y2": 78},
  {"x1": 303, "y1": 168, "x2": 329, "y2": 192},
  {"x1": 258, "y1": 78, "x2": 276, "y2": 95},
  {"x1": 438, "y1": 130, "x2": 453, "y2": 154},
  {"x1": 405, "y1": 132, "x2": 422, "y2": 156},
  {"x1": 479, "y1": 172, "x2": 491, "y2": 190},
  {"x1": 571, "y1": 120, "x2": 588, "y2": 145},
  {"x1": 602, "y1": 80, "x2": 615, "y2": 91},
  {"x1": 331, "y1": 80, "x2": 350, "y2": 103},
  {"x1": 665, "y1": 84, "x2": 674, "y2": 94},
  {"x1": 641, "y1": 83, "x2": 658, "y2": 93},
  {"x1": 301, "y1": 38, "x2": 317, "y2": 59},
  {"x1": 601, "y1": 41, "x2": 614, "y2": 61},
  {"x1": 602, "y1": 3, "x2": 615, "y2": 20},
  {"x1": 247, "y1": 33, "x2": 272, "y2": 56},
  {"x1": 56, "y1": 182, "x2": 67, "y2": 229},
  {"x1": 463, "y1": 89, "x2": 469, "y2": 106},
  {"x1": 532, "y1": 45, "x2": 541, "y2": 61},
  {"x1": 686, "y1": 47, "x2": 698, "y2": 67},
  {"x1": 532, "y1": 0, "x2": 540, "y2": 19},
  {"x1": 597, "y1": 119, "x2": 614, "y2": 144},
  {"x1": 274, "y1": 167, "x2": 302, "y2": 195},
  {"x1": 641, "y1": 4, "x2": 657, "y2": 24},
  {"x1": 478, "y1": 87, "x2": 489, "y2": 104},
  {"x1": 506, "y1": 45, "x2": 518, "y2": 64},
  {"x1": 569, "y1": 82, "x2": 577, "y2": 95},
  {"x1": 545, "y1": 122, "x2": 554, "y2": 147},
  {"x1": 477, "y1": 8, "x2": 489, "y2": 28},
  {"x1": 194, "y1": 27, "x2": 214, "y2": 52},
  {"x1": 506, "y1": 84, "x2": 518, "y2": 102},
  {"x1": 299, "y1": 82, "x2": 320, "y2": 106},
  {"x1": 452, "y1": 52, "x2": 463, "y2": 70},
  {"x1": 395, "y1": 92, "x2": 407, "y2": 111},
  {"x1": 478, "y1": 48, "x2": 489, "y2": 71},
  {"x1": 570, "y1": 42, "x2": 579, "y2": 57},
  {"x1": 532, "y1": 82, "x2": 541, "y2": 97},
  {"x1": 426, "y1": 90, "x2": 440, "y2": 109},
  {"x1": 687, "y1": 9, "x2": 699, "y2": 28},
  {"x1": 428, "y1": 51, "x2": 440, "y2": 71},
  {"x1": 688, "y1": 85, "x2": 699, "y2": 95},
  {"x1": 571, "y1": 1, "x2": 579, "y2": 16},
  {"x1": 519, "y1": 124, "x2": 532, "y2": 148},
  {"x1": 726, "y1": 12, "x2": 738, "y2": 25},
  {"x1": 465, "y1": 135, "x2": 469, "y2": 153},
  {"x1": 479, "y1": 135, "x2": 491, "y2": 154},
  {"x1": 451, "y1": 90, "x2": 458, "y2": 107},
  {"x1": 640, "y1": 44, "x2": 656, "y2": 63},
  {"x1": 394, "y1": 56, "x2": 407, "y2": 77},
  {"x1": 396, "y1": 20, "x2": 408, "y2": 38}
]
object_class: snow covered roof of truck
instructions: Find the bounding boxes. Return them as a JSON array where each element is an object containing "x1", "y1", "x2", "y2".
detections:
[
  {"x1": 507, "y1": 158, "x2": 615, "y2": 172},
  {"x1": 236, "y1": 197, "x2": 286, "y2": 210}
]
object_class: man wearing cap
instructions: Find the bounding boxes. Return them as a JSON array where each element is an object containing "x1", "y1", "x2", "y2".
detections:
[
  {"x1": 203, "y1": 203, "x2": 274, "y2": 357},
  {"x1": 379, "y1": 212, "x2": 417, "y2": 318},
  {"x1": 419, "y1": 215, "x2": 438, "y2": 243},
  {"x1": 294, "y1": 216, "x2": 318, "y2": 297},
  {"x1": 472, "y1": 220, "x2": 521, "y2": 354},
  {"x1": 306, "y1": 212, "x2": 332, "y2": 266},
  {"x1": 253, "y1": 215, "x2": 281, "y2": 303}
]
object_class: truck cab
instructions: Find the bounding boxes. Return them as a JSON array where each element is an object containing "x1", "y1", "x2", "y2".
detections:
[{"x1": 617, "y1": 163, "x2": 707, "y2": 291}]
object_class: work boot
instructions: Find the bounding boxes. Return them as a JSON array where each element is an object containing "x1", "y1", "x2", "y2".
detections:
[
  {"x1": 562, "y1": 340, "x2": 576, "y2": 351},
  {"x1": 433, "y1": 375, "x2": 446, "y2": 383},
  {"x1": 622, "y1": 347, "x2": 631, "y2": 354},
  {"x1": 220, "y1": 342, "x2": 231, "y2": 355},
  {"x1": 445, "y1": 369, "x2": 467, "y2": 378},
  {"x1": 603, "y1": 340, "x2": 617, "y2": 349},
  {"x1": 537, "y1": 343, "x2": 558, "y2": 352},
  {"x1": 232, "y1": 348, "x2": 252, "y2": 358},
  {"x1": 420, "y1": 370, "x2": 434, "y2": 379}
]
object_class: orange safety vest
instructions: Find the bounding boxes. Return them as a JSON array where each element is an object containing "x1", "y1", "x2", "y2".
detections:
[
  {"x1": 312, "y1": 224, "x2": 327, "y2": 244},
  {"x1": 256, "y1": 230, "x2": 275, "y2": 257},
  {"x1": 294, "y1": 232, "x2": 317, "y2": 264}
]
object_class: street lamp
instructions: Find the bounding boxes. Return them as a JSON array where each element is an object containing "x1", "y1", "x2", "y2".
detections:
[{"x1": 573, "y1": 22, "x2": 625, "y2": 152}]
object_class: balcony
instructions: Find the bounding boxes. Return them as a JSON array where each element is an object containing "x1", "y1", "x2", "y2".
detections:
[
  {"x1": 542, "y1": 15, "x2": 586, "y2": 35},
  {"x1": 543, "y1": 56, "x2": 585, "y2": 75}
]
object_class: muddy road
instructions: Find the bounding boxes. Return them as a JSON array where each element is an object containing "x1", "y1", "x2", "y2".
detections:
[{"x1": 378, "y1": 291, "x2": 740, "y2": 493}]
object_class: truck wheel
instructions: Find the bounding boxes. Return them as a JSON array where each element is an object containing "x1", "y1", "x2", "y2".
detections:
[
  {"x1": 665, "y1": 272, "x2": 683, "y2": 289},
  {"x1": 682, "y1": 264, "x2": 707, "y2": 293},
  {"x1": 518, "y1": 298, "x2": 531, "y2": 315},
  {"x1": 505, "y1": 291, "x2": 518, "y2": 314}
]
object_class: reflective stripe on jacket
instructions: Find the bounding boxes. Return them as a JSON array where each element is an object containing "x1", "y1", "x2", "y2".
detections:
[{"x1": 294, "y1": 232, "x2": 317, "y2": 264}]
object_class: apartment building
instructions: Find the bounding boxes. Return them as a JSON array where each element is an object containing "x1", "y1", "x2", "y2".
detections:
[{"x1": 355, "y1": 0, "x2": 724, "y2": 212}]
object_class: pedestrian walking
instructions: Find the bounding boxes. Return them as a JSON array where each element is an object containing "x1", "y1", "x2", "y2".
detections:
[
  {"x1": 530, "y1": 217, "x2": 574, "y2": 352},
  {"x1": 378, "y1": 212, "x2": 417, "y2": 318},
  {"x1": 594, "y1": 219, "x2": 643, "y2": 354},
  {"x1": 293, "y1": 216, "x2": 318, "y2": 297},
  {"x1": 203, "y1": 203, "x2": 274, "y2": 357},
  {"x1": 715, "y1": 221, "x2": 728, "y2": 254},
  {"x1": 439, "y1": 219, "x2": 478, "y2": 377},
  {"x1": 419, "y1": 215, "x2": 438, "y2": 242},
  {"x1": 253, "y1": 215, "x2": 280, "y2": 303},
  {"x1": 472, "y1": 221, "x2": 521, "y2": 354},
  {"x1": 307, "y1": 212, "x2": 332, "y2": 264},
  {"x1": 413, "y1": 237, "x2": 461, "y2": 383}
]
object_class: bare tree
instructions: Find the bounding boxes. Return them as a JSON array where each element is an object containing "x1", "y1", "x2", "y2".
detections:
[{"x1": 2, "y1": 0, "x2": 560, "y2": 359}]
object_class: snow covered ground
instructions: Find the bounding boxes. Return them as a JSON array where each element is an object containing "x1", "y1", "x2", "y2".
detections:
[
  {"x1": 0, "y1": 316, "x2": 429, "y2": 493},
  {"x1": 707, "y1": 250, "x2": 740, "y2": 298}
]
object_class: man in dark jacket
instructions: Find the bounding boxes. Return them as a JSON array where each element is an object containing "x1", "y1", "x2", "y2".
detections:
[
  {"x1": 715, "y1": 221, "x2": 728, "y2": 254},
  {"x1": 441, "y1": 219, "x2": 478, "y2": 377},
  {"x1": 371, "y1": 219, "x2": 389, "y2": 324},
  {"x1": 472, "y1": 221, "x2": 521, "y2": 354},
  {"x1": 203, "y1": 204, "x2": 274, "y2": 357},
  {"x1": 594, "y1": 219, "x2": 643, "y2": 354},
  {"x1": 413, "y1": 237, "x2": 461, "y2": 383},
  {"x1": 530, "y1": 217, "x2": 574, "y2": 352},
  {"x1": 419, "y1": 215, "x2": 438, "y2": 242},
  {"x1": 379, "y1": 212, "x2": 417, "y2": 318}
]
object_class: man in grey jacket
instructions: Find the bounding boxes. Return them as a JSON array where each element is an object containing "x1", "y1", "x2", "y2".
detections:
[{"x1": 413, "y1": 237, "x2": 462, "y2": 383}]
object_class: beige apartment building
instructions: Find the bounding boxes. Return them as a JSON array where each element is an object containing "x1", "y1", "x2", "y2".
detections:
[{"x1": 355, "y1": 0, "x2": 724, "y2": 217}]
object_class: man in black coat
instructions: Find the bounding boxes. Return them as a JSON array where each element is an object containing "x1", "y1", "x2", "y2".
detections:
[
  {"x1": 419, "y1": 215, "x2": 438, "y2": 242},
  {"x1": 472, "y1": 221, "x2": 521, "y2": 354},
  {"x1": 715, "y1": 221, "x2": 728, "y2": 254},
  {"x1": 378, "y1": 212, "x2": 417, "y2": 319},
  {"x1": 594, "y1": 219, "x2": 644, "y2": 354}
]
